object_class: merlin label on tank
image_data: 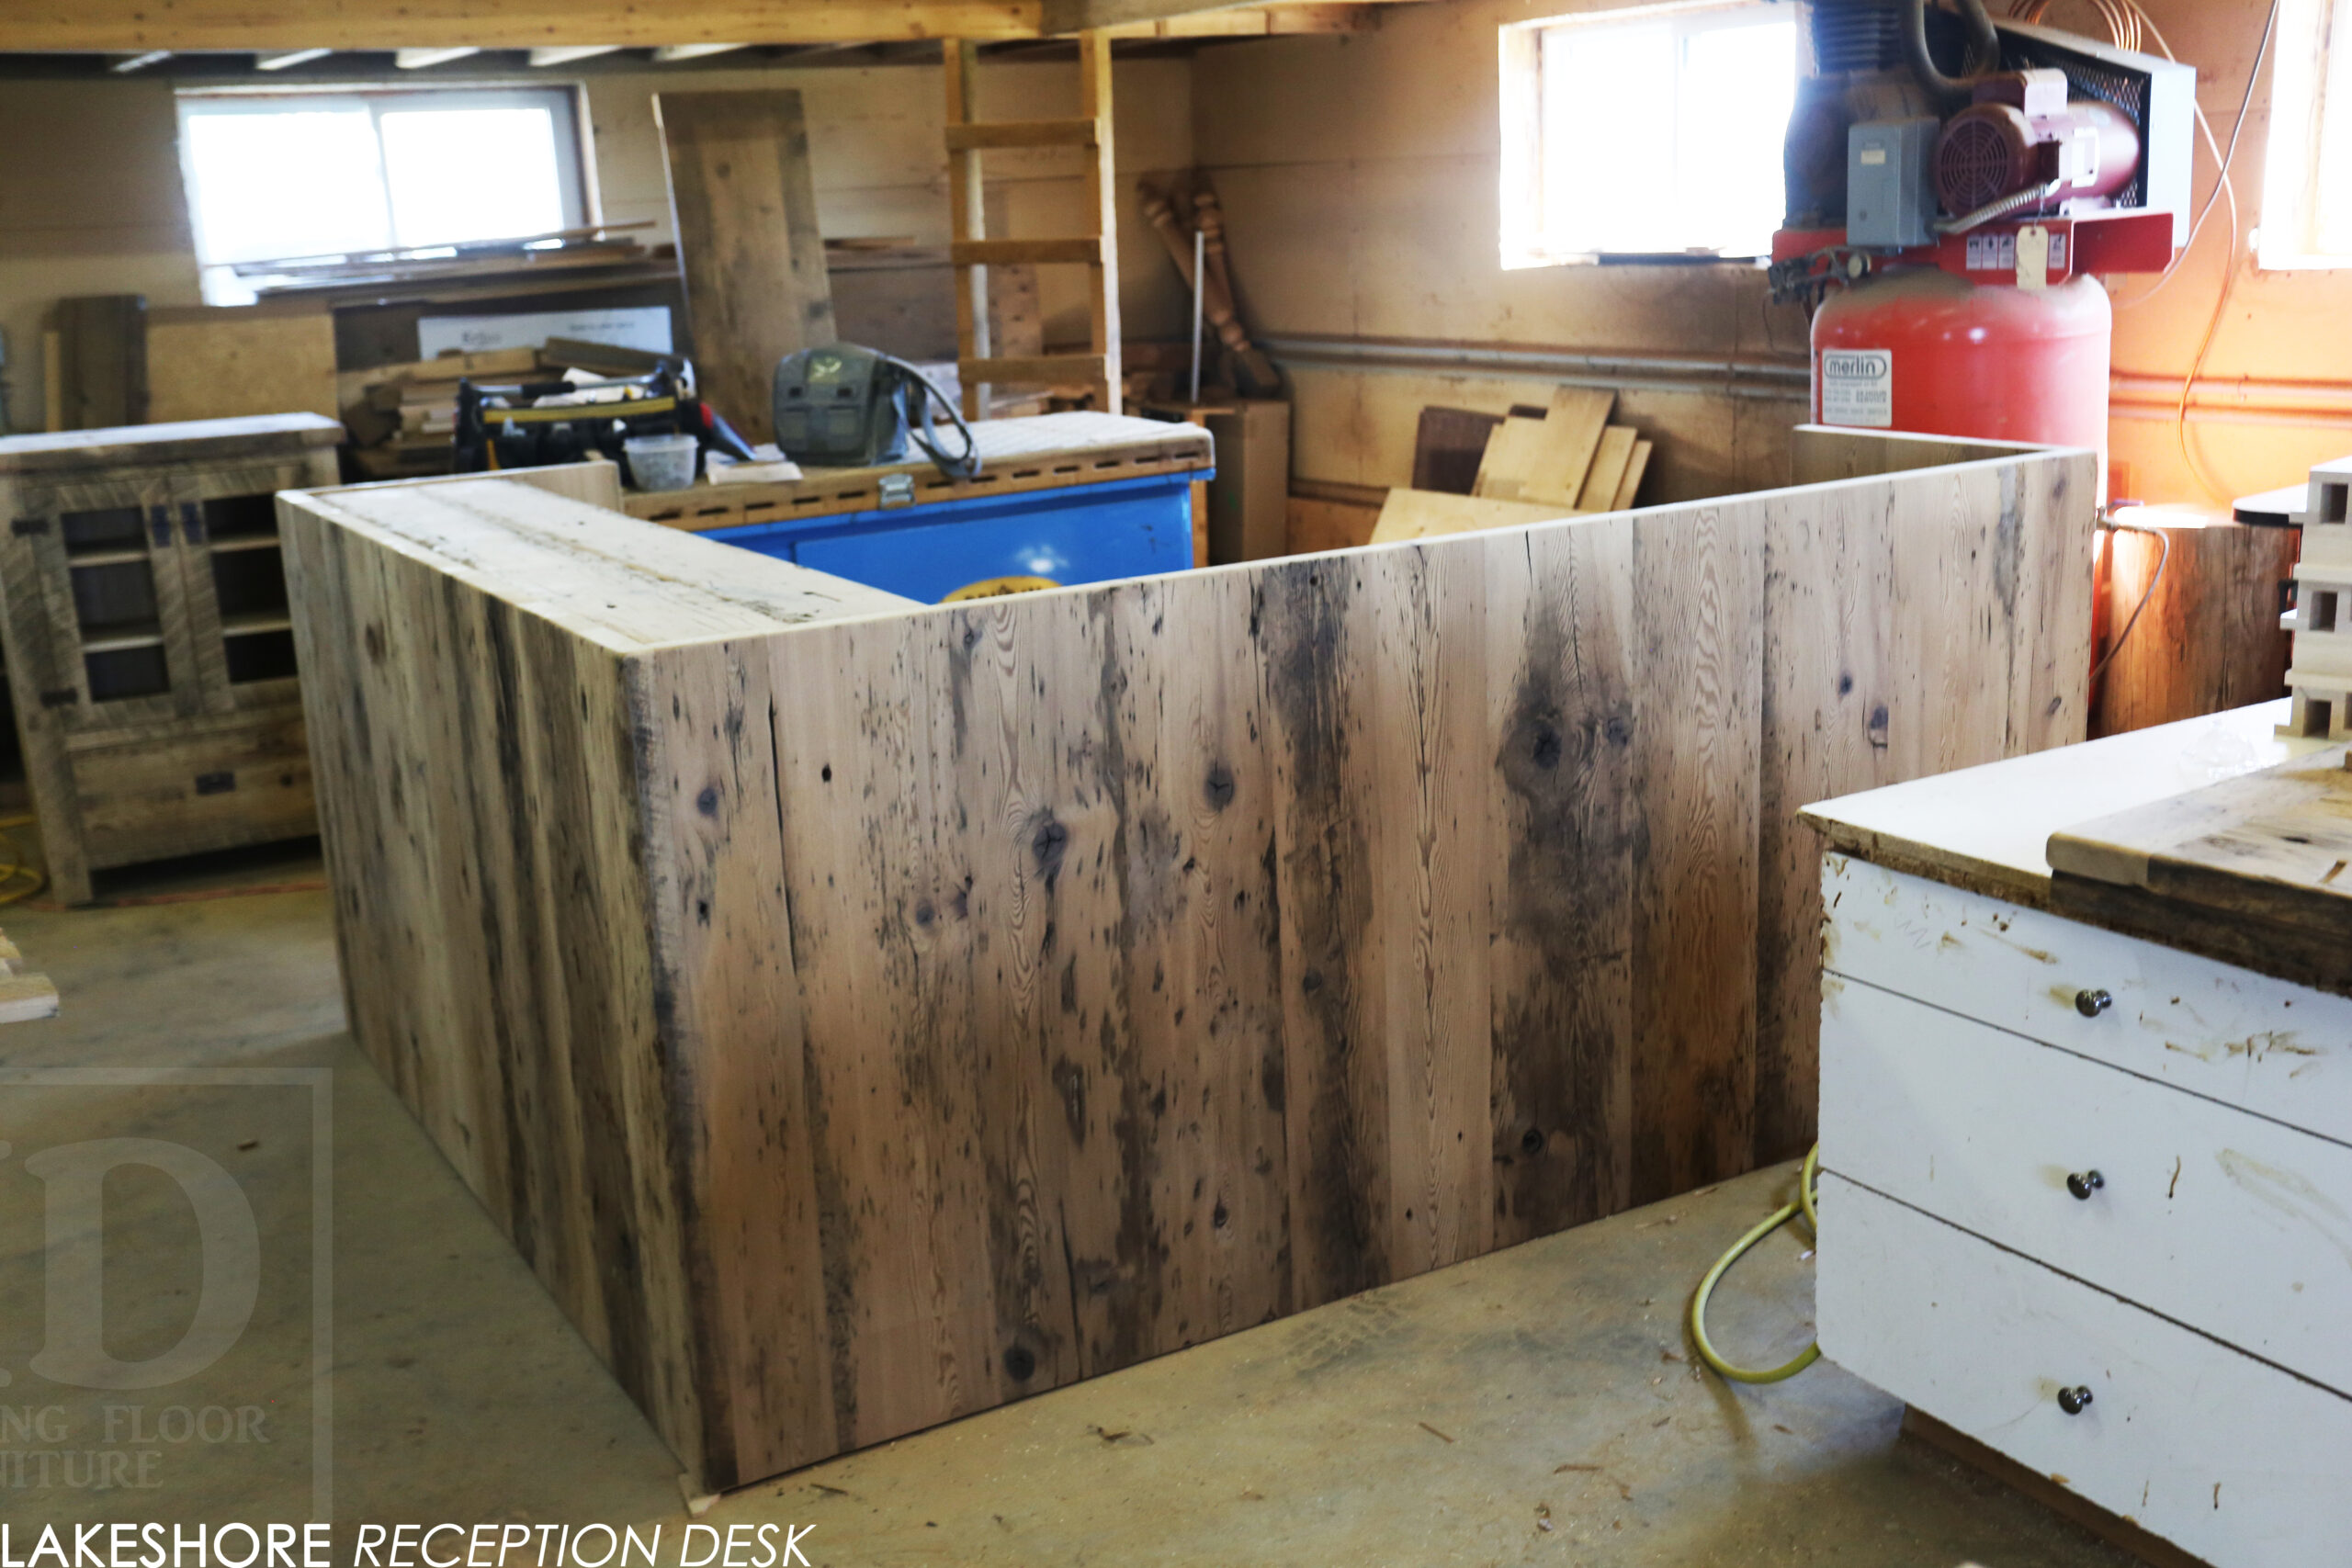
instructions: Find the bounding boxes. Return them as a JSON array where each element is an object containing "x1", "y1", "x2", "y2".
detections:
[{"x1": 1820, "y1": 348, "x2": 1894, "y2": 428}]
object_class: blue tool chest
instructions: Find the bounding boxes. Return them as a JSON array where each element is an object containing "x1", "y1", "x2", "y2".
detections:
[{"x1": 704, "y1": 468, "x2": 1204, "y2": 604}]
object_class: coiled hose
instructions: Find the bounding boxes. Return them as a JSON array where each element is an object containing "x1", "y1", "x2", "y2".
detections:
[
  {"x1": 1690, "y1": 1145, "x2": 1822, "y2": 1384},
  {"x1": 0, "y1": 815, "x2": 44, "y2": 906}
]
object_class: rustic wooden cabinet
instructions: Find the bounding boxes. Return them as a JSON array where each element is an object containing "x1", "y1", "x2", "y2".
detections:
[{"x1": 0, "y1": 415, "x2": 341, "y2": 903}]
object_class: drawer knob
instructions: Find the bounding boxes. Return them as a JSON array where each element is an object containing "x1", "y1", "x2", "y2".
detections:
[
  {"x1": 2057, "y1": 1385, "x2": 2095, "y2": 1416},
  {"x1": 2074, "y1": 988, "x2": 2114, "y2": 1018},
  {"x1": 2066, "y1": 1169, "x2": 2105, "y2": 1201}
]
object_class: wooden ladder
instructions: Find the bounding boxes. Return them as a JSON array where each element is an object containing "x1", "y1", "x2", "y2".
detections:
[{"x1": 943, "y1": 32, "x2": 1122, "y2": 419}]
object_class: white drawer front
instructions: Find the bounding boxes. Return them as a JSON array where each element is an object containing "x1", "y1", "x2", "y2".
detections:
[
  {"x1": 1818, "y1": 1175, "x2": 2352, "y2": 1568},
  {"x1": 1824, "y1": 976, "x2": 2352, "y2": 1396},
  {"x1": 1823, "y1": 854, "x2": 2352, "y2": 1145}
]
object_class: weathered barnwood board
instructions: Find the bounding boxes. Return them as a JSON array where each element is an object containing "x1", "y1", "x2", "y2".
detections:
[
  {"x1": 1753, "y1": 428, "x2": 2093, "y2": 1161},
  {"x1": 2044, "y1": 742, "x2": 2352, "y2": 996},
  {"x1": 654, "y1": 90, "x2": 836, "y2": 447},
  {"x1": 2092, "y1": 518, "x2": 2296, "y2": 739},
  {"x1": 278, "y1": 480, "x2": 913, "y2": 1485},
  {"x1": 279, "y1": 434, "x2": 2094, "y2": 1491}
]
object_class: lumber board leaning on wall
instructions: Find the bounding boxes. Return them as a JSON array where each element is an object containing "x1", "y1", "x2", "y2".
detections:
[
  {"x1": 655, "y1": 89, "x2": 837, "y2": 445},
  {"x1": 278, "y1": 436, "x2": 2094, "y2": 1491}
]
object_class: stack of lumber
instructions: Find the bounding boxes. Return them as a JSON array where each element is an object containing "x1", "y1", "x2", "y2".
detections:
[
  {"x1": 338, "y1": 347, "x2": 540, "y2": 478},
  {"x1": 1373, "y1": 388, "x2": 1653, "y2": 544},
  {"x1": 249, "y1": 225, "x2": 657, "y2": 301},
  {"x1": 338, "y1": 341, "x2": 669, "y2": 479}
]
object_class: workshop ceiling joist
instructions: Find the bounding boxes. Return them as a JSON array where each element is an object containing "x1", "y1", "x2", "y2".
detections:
[{"x1": 7, "y1": 0, "x2": 1412, "y2": 51}]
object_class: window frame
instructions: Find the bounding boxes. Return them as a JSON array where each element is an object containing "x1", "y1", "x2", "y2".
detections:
[
  {"x1": 1498, "y1": 0, "x2": 1805, "y2": 271},
  {"x1": 2260, "y1": 0, "x2": 2352, "y2": 269},
  {"x1": 175, "y1": 83, "x2": 596, "y2": 293}
]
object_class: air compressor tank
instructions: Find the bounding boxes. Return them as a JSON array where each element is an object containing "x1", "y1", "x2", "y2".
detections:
[{"x1": 1811, "y1": 265, "x2": 2112, "y2": 455}]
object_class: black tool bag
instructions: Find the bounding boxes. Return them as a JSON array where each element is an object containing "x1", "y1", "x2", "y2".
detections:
[{"x1": 454, "y1": 360, "x2": 752, "y2": 482}]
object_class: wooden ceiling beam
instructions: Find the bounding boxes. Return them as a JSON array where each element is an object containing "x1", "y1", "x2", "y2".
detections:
[
  {"x1": 7, "y1": 1, "x2": 1046, "y2": 52},
  {"x1": 1046, "y1": 0, "x2": 1407, "y2": 28},
  {"x1": 1099, "y1": 3, "x2": 1377, "y2": 37},
  {"x1": 11, "y1": 0, "x2": 1410, "y2": 53}
]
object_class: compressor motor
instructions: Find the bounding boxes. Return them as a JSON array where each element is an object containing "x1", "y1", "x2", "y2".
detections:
[{"x1": 1774, "y1": 0, "x2": 2196, "y2": 462}]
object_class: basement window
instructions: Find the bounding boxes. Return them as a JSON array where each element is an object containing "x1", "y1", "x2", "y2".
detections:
[
  {"x1": 1499, "y1": 2, "x2": 1800, "y2": 268},
  {"x1": 177, "y1": 86, "x2": 591, "y2": 303},
  {"x1": 2260, "y1": 0, "x2": 2352, "y2": 268}
]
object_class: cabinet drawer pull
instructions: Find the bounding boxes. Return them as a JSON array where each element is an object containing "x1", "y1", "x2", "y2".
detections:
[
  {"x1": 2074, "y1": 987, "x2": 2113, "y2": 1017},
  {"x1": 2057, "y1": 1385, "x2": 2095, "y2": 1416},
  {"x1": 2066, "y1": 1169, "x2": 2105, "y2": 1201}
]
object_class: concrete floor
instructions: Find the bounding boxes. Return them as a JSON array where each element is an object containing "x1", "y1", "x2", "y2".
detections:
[{"x1": 0, "y1": 846, "x2": 2142, "y2": 1566}]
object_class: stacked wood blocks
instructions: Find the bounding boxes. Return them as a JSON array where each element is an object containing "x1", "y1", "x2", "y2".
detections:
[
  {"x1": 279, "y1": 428, "x2": 2091, "y2": 1493},
  {"x1": 1373, "y1": 387, "x2": 1653, "y2": 543},
  {"x1": 2281, "y1": 455, "x2": 2352, "y2": 739},
  {"x1": 339, "y1": 347, "x2": 542, "y2": 479}
]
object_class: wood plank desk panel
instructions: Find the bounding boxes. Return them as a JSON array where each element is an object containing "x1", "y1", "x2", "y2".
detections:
[{"x1": 280, "y1": 432, "x2": 2094, "y2": 1490}]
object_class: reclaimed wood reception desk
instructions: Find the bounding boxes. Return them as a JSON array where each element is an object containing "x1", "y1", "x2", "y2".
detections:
[{"x1": 278, "y1": 428, "x2": 2094, "y2": 1491}]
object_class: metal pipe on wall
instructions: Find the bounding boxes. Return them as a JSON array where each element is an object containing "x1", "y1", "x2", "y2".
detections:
[{"x1": 1257, "y1": 334, "x2": 1813, "y2": 402}]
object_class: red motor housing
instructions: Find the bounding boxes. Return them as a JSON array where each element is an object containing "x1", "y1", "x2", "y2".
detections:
[
  {"x1": 1811, "y1": 265, "x2": 2112, "y2": 457},
  {"x1": 1936, "y1": 70, "x2": 2141, "y2": 218}
]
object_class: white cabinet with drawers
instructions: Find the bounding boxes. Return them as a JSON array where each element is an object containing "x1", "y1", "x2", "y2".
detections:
[{"x1": 1804, "y1": 704, "x2": 2352, "y2": 1568}]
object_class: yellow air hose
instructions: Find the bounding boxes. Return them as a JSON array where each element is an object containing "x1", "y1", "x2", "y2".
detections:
[
  {"x1": 0, "y1": 814, "x2": 47, "y2": 906},
  {"x1": 1689, "y1": 1144, "x2": 1821, "y2": 1384}
]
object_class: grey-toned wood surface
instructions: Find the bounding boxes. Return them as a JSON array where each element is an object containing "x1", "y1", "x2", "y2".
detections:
[
  {"x1": 280, "y1": 434, "x2": 2094, "y2": 1490},
  {"x1": 1756, "y1": 431, "x2": 2094, "y2": 1159},
  {"x1": 0, "y1": 413, "x2": 341, "y2": 475},
  {"x1": 47, "y1": 295, "x2": 148, "y2": 433},
  {"x1": 2046, "y1": 742, "x2": 2352, "y2": 994},
  {"x1": 1785, "y1": 424, "x2": 2042, "y2": 486},
  {"x1": 0, "y1": 418, "x2": 341, "y2": 901}
]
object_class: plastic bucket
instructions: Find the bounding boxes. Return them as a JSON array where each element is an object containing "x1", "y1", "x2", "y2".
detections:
[{"x1": 624, "y1": 433, "x2": 700, "y2": 492}]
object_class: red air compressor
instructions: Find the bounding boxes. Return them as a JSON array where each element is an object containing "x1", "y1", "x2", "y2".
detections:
[{"x1": 1771, "y1": 0, "x2": 2196, "y2": 472}]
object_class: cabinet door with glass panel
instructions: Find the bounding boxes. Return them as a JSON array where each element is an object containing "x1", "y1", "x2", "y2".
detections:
[
  {"x1": 172, "y1": 457, "x2": 312, "y2": 711},
  {"x1": 11, "y1": 477, "x2": 208, "y2": 731},
  {"x1": 9, "y1": 456, "x2": 311, "y2": 728},
  {"x1": 0, "y1": 415, "x2": 339, "y2": 905}
]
